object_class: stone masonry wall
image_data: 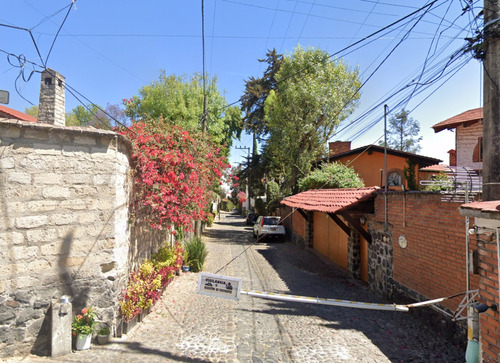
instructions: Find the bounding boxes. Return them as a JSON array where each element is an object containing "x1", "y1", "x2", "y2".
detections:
[{"x1": 0, "y1": 120, "x2": 161, "y2": 357}]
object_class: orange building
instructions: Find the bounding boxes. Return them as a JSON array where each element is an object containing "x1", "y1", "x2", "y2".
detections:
[{"x1": 316, "y1": 141, "x2": 441, "y2": 189}]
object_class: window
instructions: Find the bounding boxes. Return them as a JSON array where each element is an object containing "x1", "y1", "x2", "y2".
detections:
[{"x1": 387, "y1": 171, "x2": 403, "y2": 186}]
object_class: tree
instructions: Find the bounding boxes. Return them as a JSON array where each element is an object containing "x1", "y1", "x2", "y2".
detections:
[
  {"x1": 24, "y1": 105, "x2": 38, "y2": 118},
  {"x1": 380, "y1": 109, "x2": 422, "y2": 153},
  {"x1": 261, "y1": 46, "x2": 361, "y2": 194},
  {"x1": 240, "y1": 49, "x2": 283, "y2": 138},
  {"x1": 66, "y1": 104, "x2": 111, "y2": 128},
  {"x1": 298, "y1": 162, "x2": 364, "y2": 191},
  {"x1": 124, "y1": 71, "x2": 241, "y2": 152}
]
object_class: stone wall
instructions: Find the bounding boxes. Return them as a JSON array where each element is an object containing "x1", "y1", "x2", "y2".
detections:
[
  {"x1": 367, "y1": 229, "x2": 394, "y2": 300},
  {"x1": 0, "y1": 120, "x2": 165, "y2": 357}
]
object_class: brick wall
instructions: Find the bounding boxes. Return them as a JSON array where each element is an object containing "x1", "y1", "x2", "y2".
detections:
[
  {"x1": 371, "y1": 192, "x2": 479, "y2": 312},
  {"x1": 456, "y1": 122, "x2": 483, "y2": 170},
  {"x1": 0, "y1": 120, "x2": 166, "y2": 357},
  {"x1": 475, "y1": 233, "x2": 500, "y2": 362}
]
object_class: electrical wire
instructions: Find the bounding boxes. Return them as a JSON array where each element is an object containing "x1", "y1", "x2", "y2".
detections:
[{"x1": 44, "y1": 1, "x2": 74, "y2": 67}]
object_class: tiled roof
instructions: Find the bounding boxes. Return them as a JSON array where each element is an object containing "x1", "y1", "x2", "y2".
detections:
[
  {"x1": 0, "y1": 105, "x2": 37, "y2": 122},
  {"x1": 432, "y1": 108, "x2": 482, "y2": 133},
  {"x1": 460, "y1": 201, "x2": 500, "y2": 214},
  {"x1": 420, "y1": 164, "x2": 451, "y2": 172},
  {"x1": 316, "y1": 144, "x2": 442, "y2": 168},
  {"x1": 281, "y1": 187, "x2": 379, "y2": 213}
]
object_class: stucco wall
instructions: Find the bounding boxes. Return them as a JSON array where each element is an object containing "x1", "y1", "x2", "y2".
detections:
[{"x1": 0, "y1": 120, "x2": 165, "y2": 357}]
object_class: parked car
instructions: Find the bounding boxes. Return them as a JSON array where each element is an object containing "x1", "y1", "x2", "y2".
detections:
[
  {"x1": 253, "y1": 216, "x2": 285, "y2": 240},
  {"x1": 246, "y1": 212, "x2": 259, "y2": 226}
]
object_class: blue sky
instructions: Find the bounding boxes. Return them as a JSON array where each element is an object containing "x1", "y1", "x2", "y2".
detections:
[{"x1": 0, "y1": 1, "x2": 483, "y2": 166}]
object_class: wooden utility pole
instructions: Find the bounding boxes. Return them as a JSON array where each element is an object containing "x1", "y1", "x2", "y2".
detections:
[{"x1": 483, "y1": 0, "x2": 500, "y2": 200}]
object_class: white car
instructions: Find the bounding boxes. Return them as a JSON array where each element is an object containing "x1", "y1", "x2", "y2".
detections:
[{"x1": 253, "y1": 216, "x2": 285, "y2": 240}]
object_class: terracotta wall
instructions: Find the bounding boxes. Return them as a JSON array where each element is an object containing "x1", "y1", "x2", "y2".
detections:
[{"x1": 334, "y1": 152, "x2": 423, "y2": 189}]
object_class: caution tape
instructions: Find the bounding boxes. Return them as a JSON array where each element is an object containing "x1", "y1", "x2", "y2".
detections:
[{"x1": 240, "y1": 290, "x2": 409, "y2": 312}]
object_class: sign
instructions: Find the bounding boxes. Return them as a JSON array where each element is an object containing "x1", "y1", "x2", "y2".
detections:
[
  {"x1": 0, "y1": 90, "x2": 9, "y2": 104},
  {"x1": 197, "y1": 273, "x2": 242, "y2": 300}
]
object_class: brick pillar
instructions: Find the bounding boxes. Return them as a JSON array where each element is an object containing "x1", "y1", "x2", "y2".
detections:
[{"x1": 38, "y1": 68, "x2": 65, "y2": 126}]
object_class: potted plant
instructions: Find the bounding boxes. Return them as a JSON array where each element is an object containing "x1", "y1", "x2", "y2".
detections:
[
  {"x1": 72, "y1": 307, "x2": 97, "y2": 350},
  {"x1": 97, "y1": 325, "x2": 111, "y2": 345}
]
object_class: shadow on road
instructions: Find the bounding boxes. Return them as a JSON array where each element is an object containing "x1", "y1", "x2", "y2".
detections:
[{"x1": 212, "y1": 212, "x2": 465, "y2": 361}]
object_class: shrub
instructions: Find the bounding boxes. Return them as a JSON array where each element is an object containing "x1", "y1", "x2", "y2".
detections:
[
  {"x1": 184, "y1": 237, "x2": 208, "y2": 272},
  {"x1": 298, "y1": 162, "x2": 364, "y2": 191}
]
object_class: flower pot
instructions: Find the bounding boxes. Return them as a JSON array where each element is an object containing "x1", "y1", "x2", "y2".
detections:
[
  {"x1": 75, "y1": 333, "x2": 92, "y2": 350},
  {"x1": 97, "y1": 334, "x2": 110, "y2": 345}
]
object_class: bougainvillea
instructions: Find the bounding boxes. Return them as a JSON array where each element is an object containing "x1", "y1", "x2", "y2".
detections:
[{"x1": 119, "y1": 120, "x2": 229, "y2": 231}]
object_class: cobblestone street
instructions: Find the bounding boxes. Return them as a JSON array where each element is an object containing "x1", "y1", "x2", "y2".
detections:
[{"x1": 7, "y1": 211, "x2": 466, "y2": 362}]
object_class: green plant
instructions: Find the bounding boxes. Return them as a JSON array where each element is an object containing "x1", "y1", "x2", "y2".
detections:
[
  {"x1": 206, "y1": 213, "x2": 214, "y2": 227},
  {"x1": 423, "y1": 172, "x2": 453, "y2": 191},
  {"x1": 184, "y1": 237, "x2": 208, "y2": 272},
  {"x1": 403, "y1": 160, "x2": 419, "y2": 190},
  {"x1": 298, "y1": 162, "x2": 364, "y2": 191},
  {"x1": 97, "y1": 325, "x2": 110, "y2": 336},
  {"x1": 72, "y1": 307, "x2": 97, "y2": 336}
]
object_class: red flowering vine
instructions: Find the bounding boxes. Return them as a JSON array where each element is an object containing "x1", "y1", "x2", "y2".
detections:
[{"x1": 119, "y1": 121, "x2": 229, "y2": 231}]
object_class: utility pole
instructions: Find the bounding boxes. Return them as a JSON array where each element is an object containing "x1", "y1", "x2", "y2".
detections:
[
  {"x1": 236, "y1": 145, "x2": 251, "y2": 213},
  {"x1": 483, "y1": 0, "x2": 500, "y2": 201}
]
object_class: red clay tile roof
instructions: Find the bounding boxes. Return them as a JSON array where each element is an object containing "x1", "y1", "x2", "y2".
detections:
[
  {"x1": 419, "y1": 164, "x2": 452, "y2": 172},
  {"x1": 281, "y1": 187, "x2": 379, "y2": 213},
  {"x1": 460, "y1": 201, "x2": 500, "y2": 213},
  {"x1": 432, "y1": 107, "x2": 482, "y2": 133},
  {"x1": 0, "y1": 105, "x2": 37, "y2": 122}
]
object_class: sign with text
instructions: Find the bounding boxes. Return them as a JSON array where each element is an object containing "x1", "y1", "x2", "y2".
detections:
[{"x1": 197, "y1": 273, "x2": 242, "y2": 300}]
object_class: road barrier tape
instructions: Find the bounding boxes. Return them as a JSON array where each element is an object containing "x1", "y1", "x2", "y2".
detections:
[
  {"x1": 240, "y1": 290, "x2": 467, "y2": 312},
  {"x1": 241, "y1": 290, "x2": 410, "y2": 312}
]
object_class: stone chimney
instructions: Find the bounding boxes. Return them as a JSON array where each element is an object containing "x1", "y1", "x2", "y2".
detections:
[
  {"x1": 38, "y1": 68, "x2": 65, "y2": 126},
  {"x1": 329, "y1": 141, "x2": 351, "y2": 156},
  {"x1": 448, "y1": 149, "x2": 457, "y2": 166}
]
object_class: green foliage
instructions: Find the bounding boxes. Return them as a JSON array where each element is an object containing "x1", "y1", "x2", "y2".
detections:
[
  {"x1": 403, "y1": 160, "x2": 419, "y2": 190},
  {"x1": 72, "y1": 307, "x2": 97, "y2": 336},
  {"x1": 66, "y1": 104, "x2": 111, "y2": 128},
  {"x1": 255, "y1": 198, "x2": 266, "y2": 216},
  {"x1": 184, "y1": 236, "x2": 208, "y2": 272},
  {"x1": 124, "y1": 71, "x2": 241, "y2": 152},
  {"x1": 120, "y1": 241, "x2": 184, "y2": 321},
  {"x1": 205, "y1": 213, "x2": 214, "y2": 227},
  {"x1": 261, "y1": 46, "x2": 361, "y2": 194},
  {"x1": 266, "y1": 181, "x2": 281, "y2": 214},
  {"x1": 240, "y1": 49, "x2": 283, "y2": 138},
  {"x1": 221, "y1": 199, "x2": 235, "y2": 211},
  {"x1": 298, "y1": 162, "x2": 364, "y2": 191},
  {"x1": 97, "y1": 325, "x2": 110, "y2": 336},
  {"x1": 24, "y1": 105, "x2": 38, "y2": 118},
  {"x1": 379, "y1": 109, "x2": 422, "y2": 153},
  {"x1": 423, "y1": 172, "x2": 453, "y2": 191}
]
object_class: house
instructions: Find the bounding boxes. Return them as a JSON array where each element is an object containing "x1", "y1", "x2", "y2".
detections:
[
  {"x1": 0, "y1": 104, "x2": 37, "y2": 123},
  {"x1": 432, "y1": 107, "x2": 483, "y2": 172},
  {"x1": 281, "y1": 187, "x2": 378, "y2": 282},
  {"x1": 316, "y1": 141, "x2": 441, "y2": 189}
]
